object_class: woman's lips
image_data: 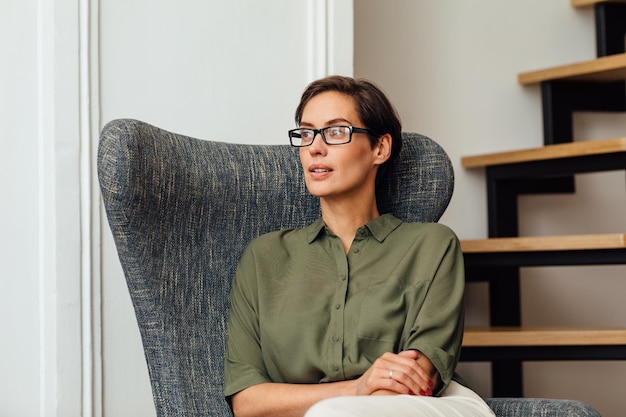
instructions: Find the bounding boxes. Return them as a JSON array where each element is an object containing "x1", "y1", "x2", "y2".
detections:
[{"x1": 309, "y1": 165, "x2": 333, "y2": 177}]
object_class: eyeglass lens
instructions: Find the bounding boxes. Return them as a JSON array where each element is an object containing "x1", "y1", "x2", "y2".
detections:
[{"x1": 289, "y1": 126, "x2": 352, "y2": 147}]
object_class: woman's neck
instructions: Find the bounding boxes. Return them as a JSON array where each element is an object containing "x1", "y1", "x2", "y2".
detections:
[{"x1": 320, "y1": 198, "x2": 380, "y2": 254}]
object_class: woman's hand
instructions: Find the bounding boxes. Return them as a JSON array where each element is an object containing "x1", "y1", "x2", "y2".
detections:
[
  {"x1": 354, "y1": 350, "x2": 438, "y2": 397},
  {"x1": 230, "y1": 351, "x2": 440, "y2": 417}
]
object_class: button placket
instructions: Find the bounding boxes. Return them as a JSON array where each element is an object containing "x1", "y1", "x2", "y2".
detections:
[{"x1": 329, "y1": 236, "x2": 348, "y2": 379}]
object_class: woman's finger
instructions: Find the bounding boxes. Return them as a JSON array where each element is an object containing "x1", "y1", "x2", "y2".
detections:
[{"x1": 378, "y1": 352, "x2": 433, "y2": 396}]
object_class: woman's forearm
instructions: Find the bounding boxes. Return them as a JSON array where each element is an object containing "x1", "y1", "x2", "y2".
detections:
[
  {"x1": 231, "y1": 380, "x2": 357, "y2": 417},
  {"x1": 231, "y1": 350, "x2": 440, "y2": 417}
]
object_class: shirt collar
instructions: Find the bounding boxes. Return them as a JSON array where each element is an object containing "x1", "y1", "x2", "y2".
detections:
[
  {"x1": 305, "y1": 213, "x2": 403, "y2": 244},
  {"x1": 305, "y1": 217, "x2": 327, "y2": 243},
  {"x1": 364, "y1": 213, "x2": 403, "y2": 242}
]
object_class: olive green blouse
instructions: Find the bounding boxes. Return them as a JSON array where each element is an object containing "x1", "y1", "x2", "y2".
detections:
[{"x1": 224, "y1": 213, "x2": 465, "y2": 398}]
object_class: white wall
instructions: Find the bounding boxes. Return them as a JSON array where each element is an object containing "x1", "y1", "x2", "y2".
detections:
[
  {"x1": 2, "y1": 1, "x2": 352, "y2": 416},
  {"x1": 3, "y1": 1, "x2": 88, "y2": 416},
  {"x1": 355, "y1": 1, "x2": 626, "y2": 417},
  {"x1": 1, "y1": 2, "x2": 40, "y2": 417}
]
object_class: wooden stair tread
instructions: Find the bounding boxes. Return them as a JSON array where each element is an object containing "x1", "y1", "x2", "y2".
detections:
[
  {"x1": 572, "y1": 0, "x2": 626, "y2": 7},
  {"x1": 518, "y1": 52, "x2": 626, "y2": 84},
  {"x1": 463, "y1": 327, "x2": 626, "y2": 346},
  {"x1": 461, "y1": 234, "x2": 626, "y2": 253},
  {"x1": 461, "y1": 137, "x2": 626, "y2": 168}
]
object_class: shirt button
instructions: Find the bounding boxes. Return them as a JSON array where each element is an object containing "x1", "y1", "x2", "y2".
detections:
[
  {"x1": 335, "y1": 304, "x2": 341, "y2": 310},
  {"x1": 333, "y1": 336, "x2": 339, "y2": 342},
  {"x1": 333, "y1": 365, "x2": 339, "y2": 371},
  {"x1": 352, "y1": 248, "x2": 360, "y2": 253}
]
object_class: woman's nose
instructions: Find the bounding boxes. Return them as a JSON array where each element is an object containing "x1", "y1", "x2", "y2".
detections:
[{"x1": 307, "y1": 132, "x2": 327, "y2": 154}]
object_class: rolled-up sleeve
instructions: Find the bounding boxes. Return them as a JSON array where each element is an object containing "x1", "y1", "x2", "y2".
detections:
[
  {"x1": 401, "y1": 226, "x2": 465, "y2": 394},
  {"x1": 224, "y1": 245, "x2": 271, "y2": 398}
]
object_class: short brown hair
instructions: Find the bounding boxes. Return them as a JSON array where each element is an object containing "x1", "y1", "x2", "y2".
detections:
[{"x1": 294, "y1": 76, "x2": 402, "y2": 186}]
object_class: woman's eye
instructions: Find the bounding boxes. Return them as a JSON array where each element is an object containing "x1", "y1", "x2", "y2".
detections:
[{"x1": 329, "y1": 128, "x2": 343, "y2": 137}]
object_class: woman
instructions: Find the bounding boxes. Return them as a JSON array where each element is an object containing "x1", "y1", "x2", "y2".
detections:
[{"x1": 224, "y1": 76, "x2": 494, "y2": 417}]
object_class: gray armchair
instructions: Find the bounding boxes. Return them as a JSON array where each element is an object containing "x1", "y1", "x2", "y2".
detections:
[{"x1": 98, "y1": 119, "x2": 601, "y2": 417}]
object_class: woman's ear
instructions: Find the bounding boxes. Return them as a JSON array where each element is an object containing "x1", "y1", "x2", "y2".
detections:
[{"x1": 374, "y1": 134, "x2": 392, "y2": 166}]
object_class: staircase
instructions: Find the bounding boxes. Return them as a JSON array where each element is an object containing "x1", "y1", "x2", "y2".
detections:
[{"x1": 459, "y1": 0, "x2": 626, "y2": 397}]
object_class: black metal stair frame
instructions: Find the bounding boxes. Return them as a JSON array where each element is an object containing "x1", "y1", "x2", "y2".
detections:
[
  {"x1": 541, "y1": 80, "x2": 626, "y2": 146},
  {"x1": 595, "y1": 2, "x2": 626, "y2": 57},
  {"x1": 540, "y1": 0, "x2": 626, "y2": 191},
  {"x1": 464, "y1": 147, "x2": 626, "y2": 397},
  {"x1": 461, "y1": 345, "x2": 626, "y2": 362},
  {"x1": 461, "y1": 1, "x2": 626, "y2": 399}
]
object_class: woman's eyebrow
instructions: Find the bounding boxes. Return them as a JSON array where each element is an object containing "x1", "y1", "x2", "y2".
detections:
[
  {"x1": 327, "y1": 118, "x2": 352, "y2": 125},
  {"x1": 299, "y1": 118, "x2": 352, "y2": 127}
]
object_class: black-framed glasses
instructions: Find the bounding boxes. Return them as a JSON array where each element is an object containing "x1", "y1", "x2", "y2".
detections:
[{"x1": 288, "y1": 126, "x2": 371, "y2": 147}]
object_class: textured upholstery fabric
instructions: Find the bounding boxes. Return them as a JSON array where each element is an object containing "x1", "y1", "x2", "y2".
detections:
[
  {"x1": 98, "y1": 119, "x2": 601, "y2": 417},
  {"x1": 485, "y1": 399, "x2": 600, "y2": 417}
]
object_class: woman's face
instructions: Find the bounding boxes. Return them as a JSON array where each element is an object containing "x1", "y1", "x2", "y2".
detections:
[{"x1": 298, "y1": 91, "x2": 388, "y2": 201}]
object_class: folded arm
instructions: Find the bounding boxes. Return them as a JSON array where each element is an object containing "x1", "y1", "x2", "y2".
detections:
[{"x1": 231, "y1": 350, "x2": 437, "y2": 417}]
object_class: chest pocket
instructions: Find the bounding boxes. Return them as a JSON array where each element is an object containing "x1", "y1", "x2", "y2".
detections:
[{"x1": 357, "y1": 280, "x2": 428, "y2": 346}]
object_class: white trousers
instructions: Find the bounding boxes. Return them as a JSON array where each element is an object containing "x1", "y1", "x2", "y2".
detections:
[{"x1": 304, "y1": 381, "x2": 495, "y2": 417}]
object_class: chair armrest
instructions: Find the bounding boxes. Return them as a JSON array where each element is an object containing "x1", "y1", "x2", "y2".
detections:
[{"x1": 485, "y1": 398, "x2": 601, "y2": 417}]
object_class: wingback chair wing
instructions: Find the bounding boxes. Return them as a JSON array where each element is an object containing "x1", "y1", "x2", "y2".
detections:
[{"x1": 98, "y1": 119, "x2": 601, "y2": 417}]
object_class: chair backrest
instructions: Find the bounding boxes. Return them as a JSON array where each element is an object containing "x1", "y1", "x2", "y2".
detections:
[{"x1": 98, "y1": 118, "x2": 455, "y2": 417}]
